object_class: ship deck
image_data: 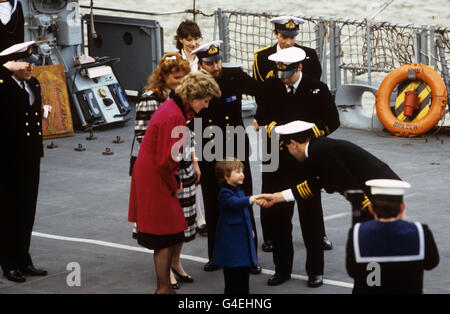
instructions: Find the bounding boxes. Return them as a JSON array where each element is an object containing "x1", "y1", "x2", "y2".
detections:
[{"x1": 1, "y1": 108, "x2": 449, "y2": 295}]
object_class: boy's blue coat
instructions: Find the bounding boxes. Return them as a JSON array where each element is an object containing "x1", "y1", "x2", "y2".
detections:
[{"x1": 212, "y1": 184, "x2": 258, "y2": 267}]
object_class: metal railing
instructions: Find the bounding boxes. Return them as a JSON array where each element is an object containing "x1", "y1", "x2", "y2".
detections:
[{"x1": 214, "y1": 9, "x2": 450, "y2": 100}]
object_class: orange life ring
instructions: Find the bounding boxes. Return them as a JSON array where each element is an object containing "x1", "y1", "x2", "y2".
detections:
[{"x1": 375, "y1": 64, "x2": 447, "y2": 136}]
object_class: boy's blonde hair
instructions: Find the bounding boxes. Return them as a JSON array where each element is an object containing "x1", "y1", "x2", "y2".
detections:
[
  {"x1": 215, "y1": 157, "x2": 244, "y2": 186},
  {"x1": 175, "y1": 69, "x2": 221, "y2": 103}
]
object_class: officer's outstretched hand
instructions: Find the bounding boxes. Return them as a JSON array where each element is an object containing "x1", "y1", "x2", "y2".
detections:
[{"x1": 253, "y1": 193, "x2": 285, "y2": 208}]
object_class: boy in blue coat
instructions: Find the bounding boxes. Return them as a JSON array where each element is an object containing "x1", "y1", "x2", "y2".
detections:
[{"x1": 212, "y1": 158, "x2": 265, "y2": 294}]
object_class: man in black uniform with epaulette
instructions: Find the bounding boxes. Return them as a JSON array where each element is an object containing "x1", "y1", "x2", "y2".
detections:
[
  {"x1": 0, "y1": 43, "x2": 48, "y2": 283},
  {"x1": 263, "y1": 120, "x2": 404, "y2": 225},
  {"x1": 253, "y1": 19, "x2": 323, "y2": 253},
  {"x1": 254, "y1": 47, "x2": 339, "y2": 287},
  {"x1": 253, "y1": 16, "x2": 322, "y2": 83},
  {"x1": 191, "y1": 41, "x2": 263, "y2": 274}
]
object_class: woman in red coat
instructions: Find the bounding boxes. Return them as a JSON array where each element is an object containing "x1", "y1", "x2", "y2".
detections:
[{"x1": 129, "y1": 70, "x2": 221, "y2": 294}]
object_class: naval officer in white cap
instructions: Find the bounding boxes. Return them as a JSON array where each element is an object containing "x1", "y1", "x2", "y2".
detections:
[
  {"x1": 252, "y1": 16, "x2": 322, "y2": 84},
  {"x1": 346, "y1": 179, "x2": 439, "y2": 294},
  {"x1": 191, "y1": 40, "x2": 263, "y2": 275},
  {"x1": 254, "y1": 47, "x2": 339, "y2": 287},
  {"x1": 0, "y1": 41, "x2": 47, "y2": 283},
  {"x1": 262, "y1": 120, "x2": 403, "y2": 224}
]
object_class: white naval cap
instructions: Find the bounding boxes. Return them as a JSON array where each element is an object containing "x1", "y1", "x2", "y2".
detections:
[
  {"x1": 366, "y1": 179, "x2": 411, "y2": 197},
  {"x1": 268, "y1": 46, "x2": 306, "y2": 78},
  {"x1": 191, "y1": 40, "x2": 223, "y2": 62},
  {"x1": 270, "y1": 16, "x2": 305, "y2": 37},
  {"x1": 275, "y1": 120, "x2": 320, "y2": 143},
  {"x1": 0, "y1": 41, "x2": 36, "y2": 63}
]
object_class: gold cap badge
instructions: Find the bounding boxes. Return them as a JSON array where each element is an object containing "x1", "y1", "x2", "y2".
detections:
[
  {"x1": 285, "y1": 20, "x2": 296, "y2": 30},
  {"x1": 207, "y1": 45, "x2": 219, "y2": 55},
  {"x1": 276, "y1": 62, "x2": 288, "y2": 70}
]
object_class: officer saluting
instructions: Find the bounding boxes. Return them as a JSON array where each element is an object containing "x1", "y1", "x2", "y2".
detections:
[
  {"x1": 346, "y1": 179, "x2": 439, "y2": 294},
  {"x1": 255, "y1": 47, "x2": 339, "y2": 287},
  {"x1": 0, "y1": 42, "x2": 47, "y2": 283},
  {"x1": 190, "y1": 40, "x2": 262, "y2": 274},
  {"x1": 253, "y1": 16, "x2": 322, "y2": 83}
]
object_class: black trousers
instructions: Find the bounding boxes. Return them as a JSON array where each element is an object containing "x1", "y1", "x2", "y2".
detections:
[
  {"x1": 223, "y1": 266, "x2": 250, "y2": 294},
  {"x1": 261, "y1": 172, "x2": 324, "y2": 277},
  {"x1": 0, "y1": 157, "x2": 40, "y2": 273},
  {"x1": 199, "y1": 159, "x2": 258, "y2": 261}
]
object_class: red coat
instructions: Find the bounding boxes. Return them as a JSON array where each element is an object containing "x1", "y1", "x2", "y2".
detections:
[{"x1": 128, "y1": 98, "x2": 188, "y2": 235}]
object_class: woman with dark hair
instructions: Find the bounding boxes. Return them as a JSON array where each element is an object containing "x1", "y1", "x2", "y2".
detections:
[
  {"x1": 129, "y1": 70, "x2": 221, "y2": 294},
  {"x1": 174, "y1": 19, "x2": 202, "y2": 72}
]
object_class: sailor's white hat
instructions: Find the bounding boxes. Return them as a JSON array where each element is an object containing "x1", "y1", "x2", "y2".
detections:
[
  {"x1": 268, "y1": 47, "x2": 306, "y2": 78},
  {"x1": 270, "y1": 16, "x2": 305, "y2": 36},
  {"x1": 191, "y1": 40, "x2": 223, "y2": 62},
  {"x1": 366, "y1": 179, "x2": 411, "y2": 200}
]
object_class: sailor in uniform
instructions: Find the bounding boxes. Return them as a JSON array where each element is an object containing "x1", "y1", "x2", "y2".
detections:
[
  {"x1": 0, "y1": 43, "x2": 47, "y2": 283},
  {"x1": 263, "y1": 120, "x2": 404, "y2": 225},
  {"x1": 254, "y1": 47, "x2": 339, "y2": 287},
  {"x1": 346, "y1": 179, "x2": 439, "y2": 294},
  {"x1": 190, "y1": 41, "x2": 263, "y2": 274},
  {"x1": 253, "y1": 16, "x2": 322, "y2": 83},
  {"x1": 0, "y1": 0, "x2": 24, "y2": 52}
]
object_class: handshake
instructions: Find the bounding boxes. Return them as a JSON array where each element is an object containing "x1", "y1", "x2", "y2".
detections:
[{"x1": 250, "y1": 192, "x2": 285, "y2": 208}]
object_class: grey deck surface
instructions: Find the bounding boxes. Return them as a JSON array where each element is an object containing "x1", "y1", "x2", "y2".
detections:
[{"x1": 1, "y1": 109, "x2": 449, "y2": 294}]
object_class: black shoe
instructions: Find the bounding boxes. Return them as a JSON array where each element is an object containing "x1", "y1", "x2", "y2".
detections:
[
  {"x1": 4, "y1": 269, "x2": 26, "y2": 283},
  {"x1": 249, "y1": 265, "x2": 262, "y2": 275},
  {"x1": 308, "y1": 275, "x2": 323, "y2": 288},
  {"x1": 172, "y1": 268, "x2": 194, "y2": 283},
  {"x1": 267, "y1": 273, "x2": 290, "y2": 286},
  {"x1": 171, "y1": 282, "x2": 180, "y2": 289},
  {"x1": 323, "y1": 236, "x2": 333, "y2": 251},
  {"x1": 197, "y1": 224, "x2": 207, "y2": 236},
  {"x1": 203, "y1": 261, "x2": 221, "y2": 272},
  {"x1": 262, "y1": 240, "x2": 273, "y2": 252},
  {"x1": 21, "y1": 265, "x2": 48, "y2": 276}
]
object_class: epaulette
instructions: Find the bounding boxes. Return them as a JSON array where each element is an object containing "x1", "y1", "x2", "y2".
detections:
[{"x1": 253, "y1": 45, "x2": 272, "y2": 55}]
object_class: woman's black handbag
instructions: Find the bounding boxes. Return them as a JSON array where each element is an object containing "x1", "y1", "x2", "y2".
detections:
[{"x1": 129, "y1": 135, "x2": 137, "y2": 176}]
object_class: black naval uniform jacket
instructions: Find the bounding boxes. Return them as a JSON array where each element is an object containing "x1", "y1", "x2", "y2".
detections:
[
  {"x1": 255, "y1": 75, "x2": 340, "y2": 180},
  {"x1": 254, "y1": 75, "x2": 339, "y2": 277},
  {"x1": 195, "y1": 66, "x2": 262, "y2": 260},
  {"x1": 0, "y1": 1, "x2": 24, "y2": 52},
  {"x1": 289, "y1": 137, "x2": 401, "y2": 222},
  {"x1": 346, "y1": 220, "x2": 439, "y2": 294},
  {"x1": 0, "y1": 65, "x2": 43, "y2": 272},
  {"x1": 253, "y1": 43, "x2": 322, "y2": 82}
]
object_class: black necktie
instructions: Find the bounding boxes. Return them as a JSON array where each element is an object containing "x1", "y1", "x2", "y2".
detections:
[
  {"x1": 288, "y1": 86, "x2": 295, "y2": 95},
  {"x1": 22, "y1": 82, "x2": 31, "y2": 105}
]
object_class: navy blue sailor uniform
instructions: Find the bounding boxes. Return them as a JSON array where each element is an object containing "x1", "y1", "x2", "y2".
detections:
[
  {"x1": 346, "y1": 220, "x2": 439, "y2": 294},
  {"x1": 255, "y1": 75, "x2": 340, "y2": 279},
  {"x1": 0, "y1": 66, "x2": 44, "y2": 274},
  {"x1": 288, "y1": 137, "x2": 402, "y2": 224},
  {"x1": 253, "y1": 43, "x2": 322, "y2": 82},
  {"x1": 196, "y1": 65, "x2": 262, "y2": 262},
  {"x1": 0, "y1": 0, "x2": 24, "y2": 52}
]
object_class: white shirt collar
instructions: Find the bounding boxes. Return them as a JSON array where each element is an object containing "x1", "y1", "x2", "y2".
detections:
[
  {"x1": 12, "y1": 76, "x2": 35, "y2": 105},
  {"x1": 305, "y1": 140, "x2": 310, "y2": 159},
  {"x1": 181, "y1": 48, "x2": 199, "y2": 72},
  {"x1": 285, "y1": 72, "x2": 302, "y2": 93}
]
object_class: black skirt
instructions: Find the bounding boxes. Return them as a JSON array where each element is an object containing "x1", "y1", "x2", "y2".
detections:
[{"x1": 136, "y1": 231, "x2": 184, "y2": 250}]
